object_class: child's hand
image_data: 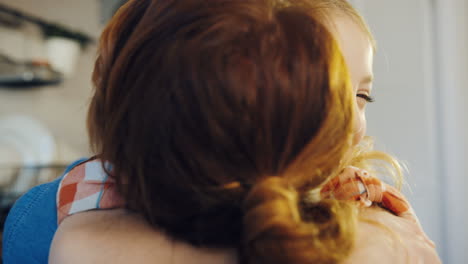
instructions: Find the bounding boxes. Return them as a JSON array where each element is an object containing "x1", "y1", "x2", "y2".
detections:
[{"x1": 320, "y1": 166, "x2": 435, "y2": 248}]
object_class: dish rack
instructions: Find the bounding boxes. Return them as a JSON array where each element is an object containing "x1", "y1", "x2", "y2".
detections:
[{"x1": 0, "y1": 163, "x2": 68, "y2": 229}]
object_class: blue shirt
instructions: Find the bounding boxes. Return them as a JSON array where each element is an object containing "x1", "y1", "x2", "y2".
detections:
[{"x1": 3, "y1": 159, "x2": 87, "y2": 264}]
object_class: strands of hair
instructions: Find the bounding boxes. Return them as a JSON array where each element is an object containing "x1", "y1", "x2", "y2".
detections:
[{"x1": 87, "y1": 1, "x2": 403, "y2": 263}]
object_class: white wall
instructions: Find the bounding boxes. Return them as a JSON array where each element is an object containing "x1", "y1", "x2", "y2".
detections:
[{"x1": 434, "y1": 0, "x2": 468, "y2": 263}]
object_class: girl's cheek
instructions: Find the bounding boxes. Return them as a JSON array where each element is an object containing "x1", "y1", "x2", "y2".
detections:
[{"x1": 353, "y1": 108, "x2": 367, "y2": 145}]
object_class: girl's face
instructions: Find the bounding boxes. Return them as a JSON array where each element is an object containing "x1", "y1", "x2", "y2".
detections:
[{"x1": 330, "y1": 15, "x2": 374, "y2": 145}]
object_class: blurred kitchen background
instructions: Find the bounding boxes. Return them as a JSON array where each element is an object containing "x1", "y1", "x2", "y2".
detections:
[
  {"x1": 0, "y1": 0, "x2": 466, "y2": 263},
  {"x1": 0, "y1": 0, "x2": 120, "y2": 257}
]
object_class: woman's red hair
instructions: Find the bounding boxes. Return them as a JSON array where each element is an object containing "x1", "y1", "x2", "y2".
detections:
[{"x1": 88, "y1": 0, "x2": 357, "y2": 263}]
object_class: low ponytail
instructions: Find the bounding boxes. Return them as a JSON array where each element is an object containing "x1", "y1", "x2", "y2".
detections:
[{"x1": 242, "y1": 177, "x2": 358, "y2": 264}]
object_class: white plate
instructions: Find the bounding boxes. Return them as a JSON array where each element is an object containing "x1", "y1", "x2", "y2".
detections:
[{"x1": 0, "y1": 115, "x2": 56, "y2": 194}]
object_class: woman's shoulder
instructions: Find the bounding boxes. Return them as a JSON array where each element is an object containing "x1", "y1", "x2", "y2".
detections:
[
  {"x1": 344, "y1": 207, "x2": 441, "y2": 264},
  {"x1": 49, "y1": 207, "x2": 441, "y2": 264},
  {"x1": 49, "y1": 209, "x2": 238, "y2": 264}
]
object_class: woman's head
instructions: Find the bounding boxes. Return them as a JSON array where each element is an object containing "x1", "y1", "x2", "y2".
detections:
[{"x1": 88, "y1": 0, "x2": 377, "y2": 263}]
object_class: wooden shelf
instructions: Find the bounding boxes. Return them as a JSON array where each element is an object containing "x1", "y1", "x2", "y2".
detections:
[{"x1": 0, "y1": 3, "x2": 94, "y2": 47}]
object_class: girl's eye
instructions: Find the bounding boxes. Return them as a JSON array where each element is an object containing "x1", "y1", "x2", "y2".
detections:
[{"x1": 357, "y1": 94, "x2": 375, "y2": 103}]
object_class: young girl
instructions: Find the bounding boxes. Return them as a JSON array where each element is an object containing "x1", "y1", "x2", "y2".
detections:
[{"x1": 3, "y1": 0, "x2": 441, "y2": 263}]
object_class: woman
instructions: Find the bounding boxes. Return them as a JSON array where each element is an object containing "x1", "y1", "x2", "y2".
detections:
[{"x1": 3, "y1": 0, "x2": 441, "y2": 263}]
